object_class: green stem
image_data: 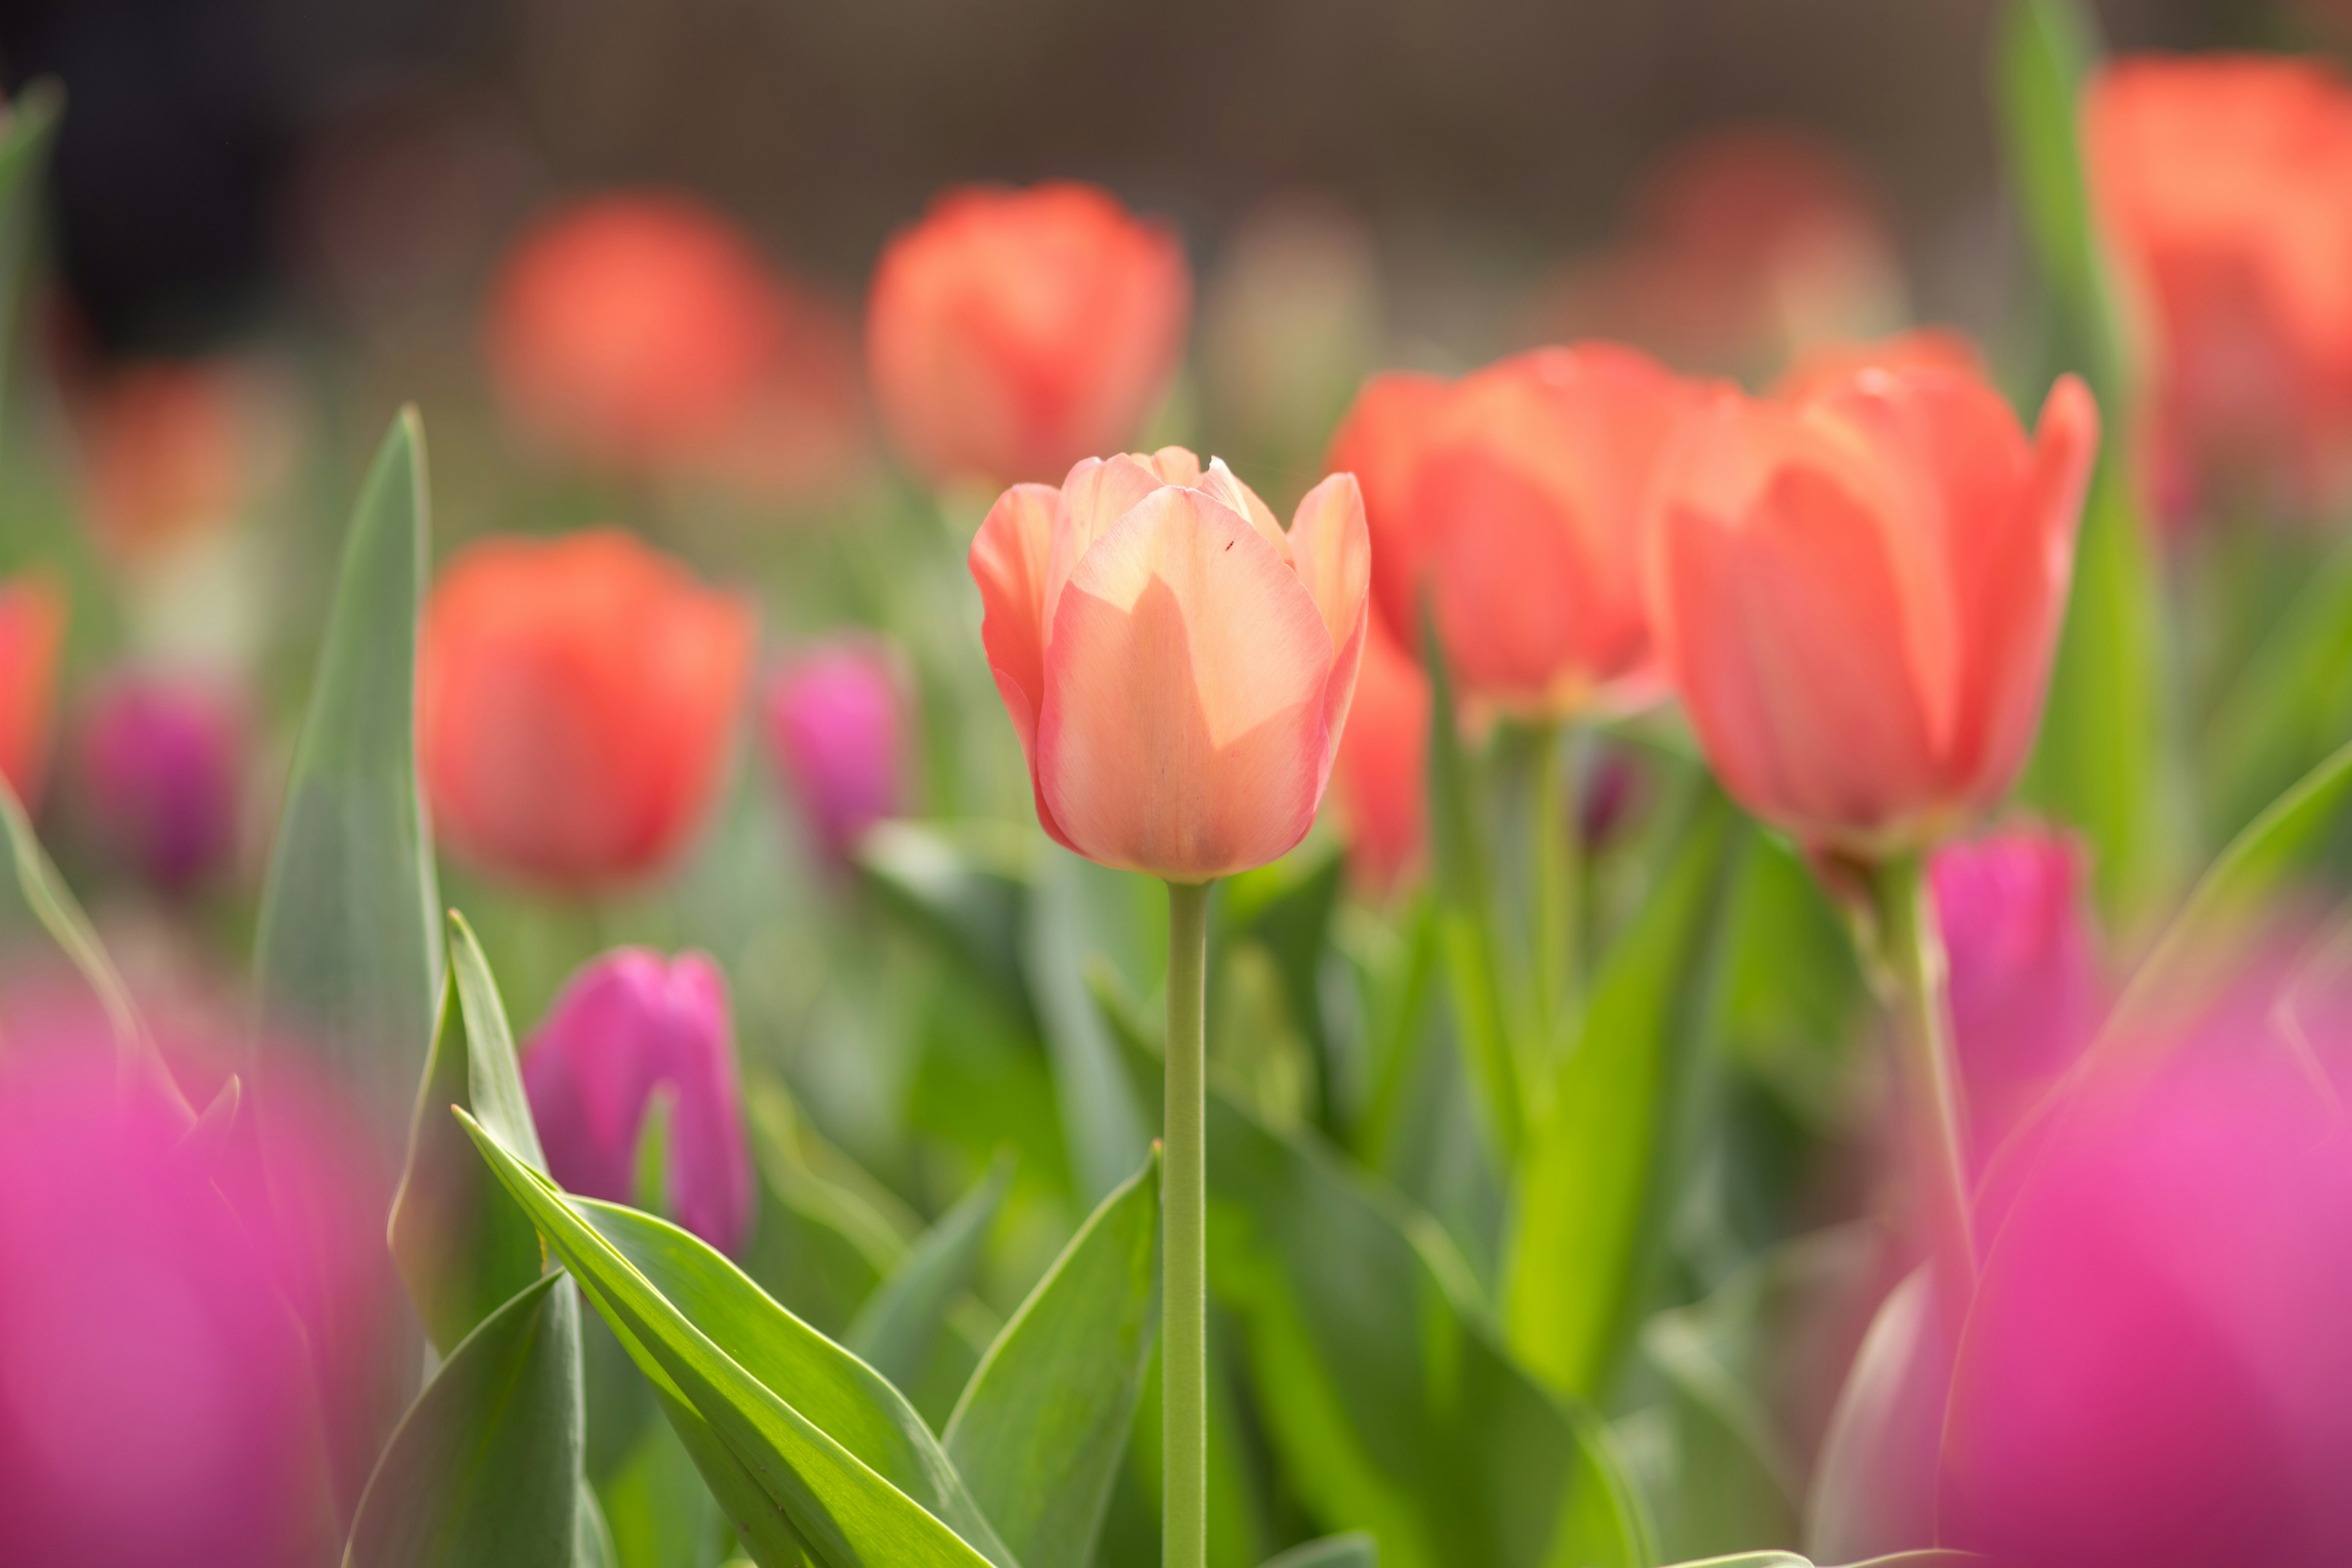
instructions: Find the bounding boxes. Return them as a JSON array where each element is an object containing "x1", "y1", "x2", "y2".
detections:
[
  {"x1": 1869, "y1": 854, "x2": 1979, "y2": 1326},
  {"x1": 1529, "y1": 722, "x2": 1580, "y2": 1046},
  {"x1": 1163, "y1": 878, "x2": 1212, "y2": 1568}
]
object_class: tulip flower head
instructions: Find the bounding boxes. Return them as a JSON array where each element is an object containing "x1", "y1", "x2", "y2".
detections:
[
  {"x1": 0, "y1": 576, "x2": 66, "y2": 811},
  {"x1": 71, "y1": 361, "x2": 252, "y2": 560},
  {"x1": 2087, "y1": 55, "x2": 2352, "y2": 523},
  {"x1": 1329, "y1": 344, "x2": 1695, "y2": 717},
  {"x1": 421, "y1": 529, "x2": 755, "y2": 888},
  {"x1": 521, "y1": 949, "x2": 753, "y2": 1256},
  {"x1": 74, "y1": 674, "x2": 245, "y2": 891},
  {"x1": 1331, "y1": 619, "x2": 1430, "y2": 894},
  {"x1": 1645, "y1": 361, "x2": 2099, "y2": 858},
  {"x1": 763, "y1": 640, "x2": 907, "y2": 868},
  {"x1": 971, "y1": 447, "x2": 1369, "y2": 882},
  {"x1": 869, "y1": 182, "x2": 1191, "y2": 487}
]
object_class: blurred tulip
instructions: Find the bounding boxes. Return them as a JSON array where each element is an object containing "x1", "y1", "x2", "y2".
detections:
[
  {"x1": 1646, "y1": 363, "x2": 2098, "y2": 857},
  {"x1": 0, "y1": 575, "x2": 66, "y2": 810},
  {"x1": 522, "y1": 949, "x2": 752, "y2": 1255},
  {"x1": 421, "y1": 529, "x2": 755, "y2": 888},
  {"x1": 71, "y1": 361, "x2": 250, "y2": 559},
  {"x1": 487, "y1": 192, "x2": 783, "y2": 470},
  {"x1": 869, "y1": 182, "x2": 1191, "y2": 487},
  {"x1": 1332, "y1": 619, "x2": 1429, "y2": 894},
  {"x1": 1329, "y1": 344, "x2": 1694, "y2": 716},
  {"x1": 763, "y1": 640, "x2": 907, "y2": 867},
  {"x1": 1772, "y1": 328, "x2": 1985, "y2": 404},
  {"x1": 971, "y1": 446, "x2": 1368, "y2": 881},
  {"x1": 1942, "y1": 1046, "x2": 2352, "y2": 1567},
  {"x1": 2087, "y1": 56, "x2": 2352, "y2": 523},
  {"x1": 73, "y1": 674, "x2": 244, "y2": 891},
  {"x1": 695, "y1": 284, "x2": 872, "y2": 503},
  {"x1": 1928, "y1": 827, "x2": 2103, "y2": 1169}
]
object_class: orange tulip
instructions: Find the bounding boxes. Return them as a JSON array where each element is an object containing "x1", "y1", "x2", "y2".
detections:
[
  {"x1": 1328, "y1": 344, "x2": 1695, "y2": 716},
  {"x1": 1771, "y1": 328, "x2": 1985, "y2": 404},
  {"x1": 72, "y1": 361, "x2": 249, "y2": 559},
  {"x1": 0, "y1": 576, "x2": 66, "y2": 810},
  {"x1": 421, "y1": 530, "x2": 754, "y2": 886},
  {"x1": 870, "y1": 183, "x2": 1190, "y2": 487},
  {"x1": 970, "y1": 447, "x2": 1368, "y2": 881},
  {"x1": 1646, "y1": 362, "x2": 2099, "y2": 856},
  {"x1": 1332, "y1": 619, "x2": 1430, "y2": 894},
  {"x1": 2086, "y1": 56, "x2": 2352, "y2": 521}
]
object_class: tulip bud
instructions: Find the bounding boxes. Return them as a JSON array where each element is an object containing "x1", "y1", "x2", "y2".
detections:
[
  {"x1": 521, "y1": 949, "x2": 752, "y2": 1256},
  {"x1": 0, "y1": 575, "x2": 66, "y2": 811},
  {"x1": 1331, "y1": 619, "x2": 1428, "y2": 894},
  {"x1": 1645, "y1": 360, "x2": 2100, "y2": 858},
  {"x1": 1329, "y1": 344, "x2": 1695, "y2": 717},
  {"x1": 762, "y1": 641, "x2": 907, "y2": 867},
  {"x1": 74, "y1": 674, "x2": 244, "y2": 891},
  {"x1": 421, "y1": 529, "x2": 755, "y2": 888},
  {"x1": 70, "y1": 361, "x2": 252, "y2": 560},
  {"x1": 869, "y1": 183, "x2": 1191, "y2": 487},
  {"x1": 2086, "y1": 56, "x2": 2352, "y2": 523},
  {"x1": 1929, "y1": 827, "x2": 2103, "y2": 1168},
  {"x1": 971, "y1": 447, "x2": 1369, "y2": 883}
]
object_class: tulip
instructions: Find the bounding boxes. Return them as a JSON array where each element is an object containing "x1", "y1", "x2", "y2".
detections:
[
  {"x1": 487, "y1": 192, "x2": 784, "y2": 470},
  {"x1": 70, "y1": 361, "x2": 251, "y2": 559},
  {"x1": 1771, "y1": 327, "x2": 1985, "y2": 404},
  {"x1": 74, "y1": 674, "x2": 244, "y2": 890},
  {"x1": 869, "y1": 183, "x2": 1191, "y2": 486},
  {"x1": 421, "y1": 529, "x2": 755, "y2": 888},
  {"x1": 1332, "y1": 619, "x2": 1429, "y2": 894},
  {"x1": 1329, "y1": 344, "x2": 1694, "y2": 716},
  {"x1": 1646, "y1": 361, "x2": 2100, "y2": 858},
  {"x1": 1929, "y1": 827, "x2": 2104, "y2": 1169},
  {"x1": 520, "y1": 949, "x2": 752, "y2": 1255},
  {"x1": 1942, "y1": 1046, "x2": 2352, "y2": 1567},
  {"x1": 763, "y1": 640, "x2": 907, "y2": 867},
  {"x1": 970, "y1": 446, "x2": 1369, "y2": 883},
  {"x1": 2086, "y1": 55, "x2": 2352, "y2": 522},
  {"x1": 0, "y1": 575, "x2": 65, "y2": 811}
]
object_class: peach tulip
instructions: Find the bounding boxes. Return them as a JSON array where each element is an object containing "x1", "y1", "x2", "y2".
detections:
[
  {"x1": 869, "y1": 183, "x2": 1191, "y2": 487},
  {"x1": 970, "y1": 447, "x2": 1368, "y2": 881},
  {"x1": 421, "y1": 529, "x2": 755, "y2": 887},
  {"x1": 0, "y1": 576, "x2": 66, "y2": 810},
  {"x1": 2087, "y1": 56, "x2": 2352, "y2": 522},
  {"x1": 1646, "y1": 361, "x2": 2099, "y2": 856},
  {"x1": 1328, "y1": 344, "x2": 1695, "y2": 715}
]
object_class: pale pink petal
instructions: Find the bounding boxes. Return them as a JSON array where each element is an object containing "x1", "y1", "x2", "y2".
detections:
[
  {"x1": 970, "y1": 482, "x2": 1083, "y2": 851},
  {"x1": 1042, "y1": 453, "x2": 1169, "y2": 636},
  {"x1": 1287, "y1": 472, "x2": 1372, "y2": 783},
  {"x1": 1200, "y1": 456, "x2": 1292, "y2": 564},
  {"x1": 1147, "y1": 445, "x2": 1203, "y2": 486}
]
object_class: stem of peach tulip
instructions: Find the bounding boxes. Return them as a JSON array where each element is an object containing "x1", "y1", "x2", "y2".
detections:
[
  {"x1": 1871, "y1": 853, "x2": 1980, "y2": 1329},
  {"x1": 1163, "y1": 877, "x2": 1212, "y2": 1568}
]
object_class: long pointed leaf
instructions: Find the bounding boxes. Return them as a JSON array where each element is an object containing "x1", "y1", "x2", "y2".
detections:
[
  {"x1": 1262, "y1": 1534, "x2": 1377, "y2": 1568},
  {"x1": 846, "y1": 1155, "x2": 1011, "y2": 1419}
]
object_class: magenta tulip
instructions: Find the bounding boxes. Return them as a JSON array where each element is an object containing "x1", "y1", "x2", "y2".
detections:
[
  {"x1": 763, "y1": 641, "x2": 907, "y2": 866},
  {"x1": 521, "y1": 949, "x2": 752, "y2": 1254},
  {"x1": 74, "y1": 674, "x2": 245, "y2": 890}
]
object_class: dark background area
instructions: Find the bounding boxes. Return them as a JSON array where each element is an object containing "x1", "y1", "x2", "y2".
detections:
[{"x1": 0, "y1": 0, "x2": 2302, "y2": 359}]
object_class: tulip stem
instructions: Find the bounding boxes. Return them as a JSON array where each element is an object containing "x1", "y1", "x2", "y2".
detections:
[
  {"x1": 1869, "y1": 853, "x2": 1979, "y2": 1327},
  {"x1": 1163, "y1": 877, "x2": 1212, "y2": 1568}
]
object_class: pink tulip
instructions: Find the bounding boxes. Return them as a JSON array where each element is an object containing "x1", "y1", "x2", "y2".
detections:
[
  {"x1": 74, "y1": 674, "x2": 245, "y2": 890},
  {"x1": 522, "y1": 949, "x2": 752, "y2": 1255},
  {"x1": 1929, "y1": 827, "x2": 2104, "y2": 1170},
  {"x1": 1645, "y1": 360, "x2": 2099, "y2": 857},
  {"x1": 970, "y1": 447, "x2": 1370, "y2": 882},
  {"x1": 763, "y1": 641, "x2": 907, "y2": 866}
]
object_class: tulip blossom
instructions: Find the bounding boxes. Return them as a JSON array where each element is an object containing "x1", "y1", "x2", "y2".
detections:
[
  {"x1": 1328, "y1": 344, "x2": 1694, "y2": 715},
  {"x1": 421, "y1": 529, "x2": 755, "y2": 888},
  {"x1": 70, "y1": 361, "x2": 252, "y2": 559},
  {"x1": 970, "y1": 447, "x2": 1369, "y2": 882},
  {"x1": 521, "y1": 949, "x2": 752, "y2": 1255},
  {"x1": 487, "y1": 192, "x2": 785, "y2": 470},
  {"x1": 1929, "y1": 827, "x2": 2104, "y2": 1169},
  {"x1": 1332, "y1": 619, "x2": 1429, "y2": 894},
  {"x1": 1941, "y1": 1046, "x2": 2352, "y2": 1567},
  {"x1": 1771, "y1": 328, "x2": 1985, "y2": 404},
  {"x1": 869, "y1": 183, "x2": 1191, "y2": 486},
  {"x1": 2086, "y1": 56, "x2": 2352, "y2": 522},
  {"x1": 763, "y1": 640, "x2": 907, "y2": 867},
  {"x1": 74, "y1": 674, "x2": 244, "y2": 890},
  {"x1": 0, "y1": 576, "x2": 65, "y2": 810},
  {"x1": 1645, "y1": 361, "x2": 2099, "y2": 857}
]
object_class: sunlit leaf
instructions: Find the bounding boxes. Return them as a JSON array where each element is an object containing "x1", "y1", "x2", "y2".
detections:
[{"x1": 847, "y1": 1154, "x2": 1011, "y2": 1427}]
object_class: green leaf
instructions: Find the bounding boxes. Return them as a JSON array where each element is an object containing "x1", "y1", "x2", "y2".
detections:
[
  {"x1": 1804, "y1": 1272, "x2": 1947, "y2": 1566},
  {"x1": 861, "y1": 821, "x2": 1039, "y2": 1034},
  {"x1": 1027, "y1": 843, "x2": 1155, "y2": 1203},
  {"x1": 255, "y1": 409, "x2": 442, "y2": 1125},
  {"x1": 1262, "y1": 1534, "x2": 1378, "y2": 1568},
  {"x1": 461, "y1": 1110, "x2": 1019, "y2": 1568},
  {"x1": 1506, "y1": 794, "x2": 1739, "y2": 1401},
  {"x1": 846, "y1": 1154, "x2": 1011, "y2": 1426},
  {"x1": 1653, "y1": 1557, "x2": 1977, "y2": 1568},
  {"x1": 343, "y1": 1273, "x2": 589, "y2": 1568},
  {"x1": 1207, "y1": 1091, "x2": 1649, "y2": 1568},
  {"x1": 1223, "y1": 849, "x2": 1348, "y2": 1133},
  {"x1": 391, "y1": 911, "x2": 554, "y2": 1355},
  {"x1": 738, "y1": 1079, "x2": 910, "y2": 1338},
  {"x1": 945, "y1": 1152, "x2": 1161, "y2": 1568},
  {"x1": 2201, "y1": 534, "x2": 2352, "y2": 843},
  {"x1": 574, "y1": 1485, "x2": 618, "y2": 1568},
  {"x1": 0, "y1": 80, "x2": 61, "y2": 432}
]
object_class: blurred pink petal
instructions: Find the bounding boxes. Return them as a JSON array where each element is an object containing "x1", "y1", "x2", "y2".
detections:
[{"x1": 763, "y1": 641, "x2": 908, "y2": 867}]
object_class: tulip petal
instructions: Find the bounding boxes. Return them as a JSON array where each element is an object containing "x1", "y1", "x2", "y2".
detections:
[
  {"x1": 1039, "y1": 486, "x2": 1333, "y2": 880},
  {"x1": 971, "y1": 481, "x2": 1082, "y2": 853},
  {"x1": 1042, "y1": 453, "x2": 1170, "y2": 637},
  {"x1": 1201, "y1": 456, "x2": 1293, "y2": 564},
  {"x1": 1327, "y1": 371, "x2": 1455, "y2": 647},
  {"x1": 1287, "y1": 472, "x2": 1372, "y2": 780}
]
